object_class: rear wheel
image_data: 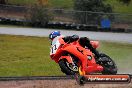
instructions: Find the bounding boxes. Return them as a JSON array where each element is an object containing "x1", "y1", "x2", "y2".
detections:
[
  {"x1": 97, "y1": 53, "x2": 118, "y2": 74},
  {"x1": 58, "y1": 59, "x2": 79, "y2": 75}
]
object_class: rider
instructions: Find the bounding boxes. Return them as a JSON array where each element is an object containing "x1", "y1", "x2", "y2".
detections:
[
  {"x1": 49, "y1": 31, "x2": 103, "y2": 75},
  {"x1": 49, "y1": 31, "x2": 100, "y2": 57}
]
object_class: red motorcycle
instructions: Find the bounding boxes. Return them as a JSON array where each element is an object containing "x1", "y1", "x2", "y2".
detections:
[{"x1": 50, "y1": 37, "x2": 117, "y2": 75}]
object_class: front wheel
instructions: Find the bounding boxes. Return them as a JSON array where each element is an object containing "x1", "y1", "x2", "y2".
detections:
[
  {"x1": 97, "y1": 53, "x2": 118, "y2": 74},
  {"x1": 58, "y1": 59, "x2": 79, "y2": 75}
]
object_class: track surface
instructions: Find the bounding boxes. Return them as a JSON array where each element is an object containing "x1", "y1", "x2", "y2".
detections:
[
  {"x1": 0, "y1": 27, "x2": 132, "y2": 44},
  {"x1": 0, "y1": 76, "x2": 132, "y2": 88},
  {"x1": 0, "y1": 80, "x2": 131, "y2": 88}
]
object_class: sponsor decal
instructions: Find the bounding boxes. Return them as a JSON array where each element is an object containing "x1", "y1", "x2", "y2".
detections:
[{"x1": 83, "y1": 74, "x2": 131, "y2": 84}]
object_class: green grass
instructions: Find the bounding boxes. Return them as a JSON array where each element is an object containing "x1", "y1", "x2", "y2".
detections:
[
  {"x1": 0, "y1": 24, "x2": 31, "y2": 28},
  {"x1": 7, "y1": 0, "x2": 73, "y2": 9},
  {"x1": 105, "y1": 0, "x2": 132, "y2": 13},
  {"x1": 7, "y1": 0, "x2": 37, "y2": 6},
  {"x1": 0, "y1": 34, "x2": 132, "y2": 76},
  {"x1": 48, "y1": 0, "x2": 73, "y2": 9},
  {"x1": 7, "y1": 0, "x2": 132, "y2": 13},
  {"x1": 99, "y1": 41, "x2": 132, "y2": 72},
  {"x1": 0, "y1": 34, "x2": 64, "y2": 76}
]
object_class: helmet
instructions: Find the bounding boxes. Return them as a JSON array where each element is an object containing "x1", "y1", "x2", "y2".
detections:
[{"x1": 49, "y1": 31, "x2": 61, "y2": 40}]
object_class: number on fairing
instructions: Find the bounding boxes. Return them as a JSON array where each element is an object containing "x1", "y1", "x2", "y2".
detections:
[
  {"x1": 50, "y1": 40, "x2": 60, "y2": 55},
  {"x1": 51, "y1": 44, "x2": 57, "y2": 53}
]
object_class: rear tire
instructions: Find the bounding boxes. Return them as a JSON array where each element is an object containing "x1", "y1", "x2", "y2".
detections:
[
  {"x1": 98, "y1": 53, "x2": 118, "y2": 74},
  {"x1": 58, "y1": 59, "x2": 78, "y2": 75}
]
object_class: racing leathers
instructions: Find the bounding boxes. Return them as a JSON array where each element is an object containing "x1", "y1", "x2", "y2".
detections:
[{"x1": 63, "y1": 35, "x2": 100, "y2": 58}]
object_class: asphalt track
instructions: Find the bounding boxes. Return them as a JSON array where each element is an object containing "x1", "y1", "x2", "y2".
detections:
[
  {"x1": 0, "y1": 76, "x2": 132, "y2": 88},
  {"x1": 0, "y1": 27, "x2": 132, "y2": 44},
  {"x1": 0, "y1": 75, "x2": 132, "y2": 81}
]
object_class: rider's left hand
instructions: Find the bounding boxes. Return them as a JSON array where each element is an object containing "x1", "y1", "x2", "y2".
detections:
[{"x1": 71, "y1": 35, "x2": 79, "y2": 42}]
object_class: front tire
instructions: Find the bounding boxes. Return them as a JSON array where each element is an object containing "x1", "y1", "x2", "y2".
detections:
[{"x1": 58, "y1": 59, "x2": 78, "y2": 75}]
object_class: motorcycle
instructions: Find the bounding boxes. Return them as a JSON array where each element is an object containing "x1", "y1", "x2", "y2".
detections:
[{"x1": 50, "y1": 36, "x2": 117, "y2": 75}]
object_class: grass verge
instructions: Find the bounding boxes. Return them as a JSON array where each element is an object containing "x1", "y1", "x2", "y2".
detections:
[
  {"x1": 7, "y1": 0, "x2": 132, "y2": 13},
  {"x1": 0, "y1": 34, "x2": 132, "y2": 76},
  {"x1": 0, "y1": 34, "x2": 63, "y2": 76},
  {"x1": 7, "y1": 0, "x2": 73, "y2": 9}
]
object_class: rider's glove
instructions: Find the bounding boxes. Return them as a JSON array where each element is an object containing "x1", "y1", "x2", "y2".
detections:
[{"x1": 71, "y1": 35, "x2": 79, "y2": 42}]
